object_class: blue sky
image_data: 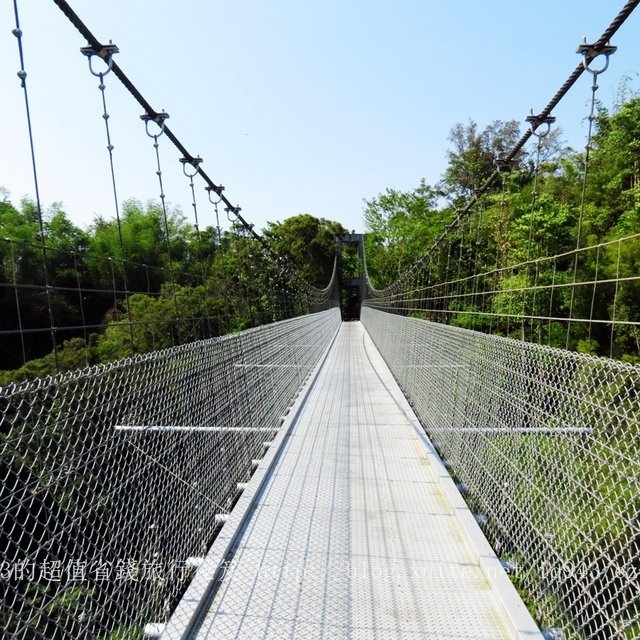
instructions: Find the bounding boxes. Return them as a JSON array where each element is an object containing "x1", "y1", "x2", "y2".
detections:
[{"x1": 1, "y1": 1, "x2": 639, "y2": 235}]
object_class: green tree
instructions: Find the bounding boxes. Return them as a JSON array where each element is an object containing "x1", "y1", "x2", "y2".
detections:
[
  {"x1": 363, "y1": 179, "x2": 450, "y2": 288},
  {"x1": 263, "y1": 214, "x2": 346, "y2": 288},
  {"x1": 86, "y1": 199, "x2": 199, "y2": 291},
  {"x1": 441, "y1": 119, "x2": 523, "y2": 202},
  {"x1": 583, "y1": 96, "x2": 640, "y2": 237}
]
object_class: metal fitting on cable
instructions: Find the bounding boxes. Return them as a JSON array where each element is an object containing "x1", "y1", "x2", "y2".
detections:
[
  {"x1": 525, "y1": 111, "x2": 556, "y2": 136},
  {"x1": 179, "y1": 155, "x2": 202, "y2": 177},
  {"x1": 80, "y1": 42, "x2": 119, "y2": 78},
  {"x1": 225, "y1": 206, "x2": 241, "y2": 222},
  {"x1": 143, "y1": 623, "x2": 166, "y2": 639},
  {"x1": 140, "y1": 110, "x2": 170, "y2": 137},
  {"x1": 205, "y1": 184, "x2": 224, "y2": 197},
  {"x1": 576, "y1": 39, "x2": 616, "y2": 73},
  {"x1": 494, "y1": 157, "x2": 511, "y2": 174},
  {"x1": 214, "y1": 513, "x2": 228, "y2": 526},
  {"x1": 500, "y1": 558, "x2": 518, "y2": 574}
]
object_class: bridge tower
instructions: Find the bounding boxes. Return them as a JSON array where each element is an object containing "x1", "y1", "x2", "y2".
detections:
[{"x1": 336, "y1": 233, "x2": 366, "y2": 320}]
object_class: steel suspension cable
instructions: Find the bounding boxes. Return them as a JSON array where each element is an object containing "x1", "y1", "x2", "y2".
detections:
[
  {"x1": 12, "y1": 0, "x2": 59, "y2": 369},
  {"x1": 565, "y1": 46, "x2": 614, "y2": 349},
  {"x1": 81, "y1": 44, "x2": 136, "y2": 353},
  {"x1": 365, "y1": 0, "x2": 640, "y2": 296},
  {"x1": 50, "y1": 0, "x2": 331, "y2": 298}
]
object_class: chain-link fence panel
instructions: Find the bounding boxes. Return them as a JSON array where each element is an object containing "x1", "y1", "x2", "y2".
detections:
[
  {"x1": 0, "y1": 307, "x2": 340, "y2": 639},
  {"x1": 362, "y1": 307, "x2": 640, "y2": 640}
]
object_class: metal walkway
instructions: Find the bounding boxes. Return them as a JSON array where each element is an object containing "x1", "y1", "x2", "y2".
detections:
[{"x1": 163, "y1": 322, "x2": 543, "y2": 639}]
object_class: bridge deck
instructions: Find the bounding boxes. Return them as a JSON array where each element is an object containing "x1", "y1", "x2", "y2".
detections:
[{"x1": 166, "y1": 322, "x2": 541, "y2": 639}]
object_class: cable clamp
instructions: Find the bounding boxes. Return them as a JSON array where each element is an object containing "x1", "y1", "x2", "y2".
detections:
[
  {"x1": 140, "y1": 111, "x2": 169, "y2": 138},
  {"x1": 179, "y1": 156, "x2": 202, "y2": 178},
  {"x1": 577, "y1": 39, "x2": 616, "y2": 75},
  {"x1": 80, "y1": 42, "x2": 119, "y2": 77},
  {"x1": 206, "y1": 185, "x2": 225, "y2": 205},
  {"x1": 525, "y1": 111, "x2": 555, "y2": 137},
  {"x1": 494, "y1": 158, "x2": 512, "y2": 174},
  {"x1": 225, "y1": 206, "x2": 241, "y2": 222}
]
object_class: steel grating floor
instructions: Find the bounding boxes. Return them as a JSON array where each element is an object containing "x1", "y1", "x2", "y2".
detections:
[{"x1": 177, "y1": 322, "x2": 542, "y2": 639}]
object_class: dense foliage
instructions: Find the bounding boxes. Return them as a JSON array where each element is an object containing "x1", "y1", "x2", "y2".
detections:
[
  {"x1": 0, "y1": 198, "x2": 342, "y2": 384},
  {"x1": 3, "y1": 94, "x2": 639, "y2": 380},
  {"x1": 263, "y1": 214, "x2": 347, "y2": 288},
  {"x1": 364, "y1": 95, "x2": 640, "y2": 361}
]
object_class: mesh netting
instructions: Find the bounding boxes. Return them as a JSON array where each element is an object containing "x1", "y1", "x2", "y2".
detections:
[
  {"x1": 0, "y1": 307, "x2": 341, "y2": 639},
  {"x1": 362, "y1": 306, "x2": 640, "y2": 640}
]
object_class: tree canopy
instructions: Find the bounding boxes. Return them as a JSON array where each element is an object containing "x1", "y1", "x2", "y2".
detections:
[
  {"x1": 0, "y1": 196, "x2": 344, "y2": 384},
  {"x1": 263, "y1": 214, "x2": 346, "y2": 288},
  {"x1": 364, "y1": 95, "x2": 640, "y2": 361}
]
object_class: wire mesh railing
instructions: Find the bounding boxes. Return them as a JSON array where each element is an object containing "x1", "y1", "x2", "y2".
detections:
[
  {"x1": 0, "y1": 306, "x2": 341, "y2": 639},
  {"x1": 361, "y1": 4, "x2": 640, "y2": 638},
  {"x1": 0, "y1": 229, "x2": 338, "y2": 381},
  {"x1": 361, "y1": 307, "x2": 639, "y2": 639},
  {"x1": 2, "y1": 1, "x2": 342, "y2": 633}
]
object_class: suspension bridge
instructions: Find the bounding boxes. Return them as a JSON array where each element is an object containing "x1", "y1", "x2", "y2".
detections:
[{"x1": 2, "y1": 1, "x2": 640, "y2": 639}]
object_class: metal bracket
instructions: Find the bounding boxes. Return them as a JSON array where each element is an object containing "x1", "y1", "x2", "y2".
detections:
[
  {"x1": 80, "y1": 42, "x2": 119, "y2": 77},
  {"x1": 205, "y1": 184, "x2": 225, "y2": 204},
  {"x1": 577, "y1": 39, "x2": 617, "y2": 74},
  {"x1": 525, "y1": 111, "x2": 556, "y2": 137},
  {"x1": 140, "y1": 111, "x2": 169, "y2": 138},
  {"x1": 225, "y1": 206, "x2": 241, "y2": 222},
  {"x1": 494, "y1": 157, "x2": 512, "y2": 174},
  {"x1": 179, "y1": 155, "x2": 202, "y2": 178}
]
